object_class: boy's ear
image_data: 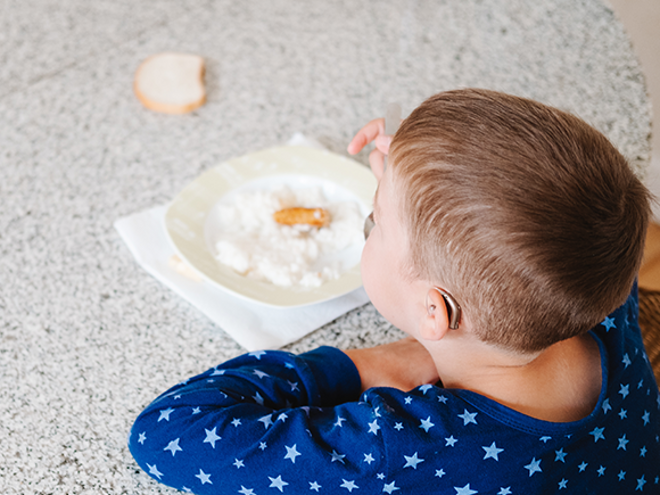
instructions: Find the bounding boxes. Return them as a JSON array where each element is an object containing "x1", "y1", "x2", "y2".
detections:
[{"x1": 420, "y1": 288, "x2": 452, "y2": 341}]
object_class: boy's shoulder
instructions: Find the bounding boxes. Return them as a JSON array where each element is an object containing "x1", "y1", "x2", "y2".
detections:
[{"x1": 593, "y1": 285, "x2": 650, "y2": 379}]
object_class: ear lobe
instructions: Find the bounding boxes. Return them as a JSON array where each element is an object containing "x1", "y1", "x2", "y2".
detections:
[{"x1": 420, "y1": 288, "x2": 452, "y2": 341}]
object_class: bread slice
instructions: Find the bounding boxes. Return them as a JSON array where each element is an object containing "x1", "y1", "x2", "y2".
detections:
[{"x1": 134, "y1": 52, "x2": 206, "y2": 114}]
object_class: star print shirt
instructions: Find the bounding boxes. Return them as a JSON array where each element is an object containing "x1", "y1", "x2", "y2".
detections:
[{"x1": 129, "y1": 287, "x2": 659, "y2": 494}]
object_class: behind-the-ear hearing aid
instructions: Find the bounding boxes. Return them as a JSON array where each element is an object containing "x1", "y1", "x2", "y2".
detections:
[{"x1": 427, "y1": 287, "x2": 462, "y2": 330}]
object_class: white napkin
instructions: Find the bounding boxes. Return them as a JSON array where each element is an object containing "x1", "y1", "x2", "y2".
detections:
[{"x1": 114, "y1": 135, "x2": 371, "y2": 351}]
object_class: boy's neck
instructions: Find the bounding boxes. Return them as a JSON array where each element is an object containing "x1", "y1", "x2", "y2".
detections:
[{"x1": 432, "y1": 333, "x2": 602, "y2": 423}]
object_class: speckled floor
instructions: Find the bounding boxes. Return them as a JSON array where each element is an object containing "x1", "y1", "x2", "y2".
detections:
[{"x1": 0, "y1": 0, "x2": 652, "y2": 493}]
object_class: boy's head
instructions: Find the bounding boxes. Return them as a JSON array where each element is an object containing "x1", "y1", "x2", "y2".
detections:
[{"x1": 388, "y1": 88, "x2": 651, "y2": 353}]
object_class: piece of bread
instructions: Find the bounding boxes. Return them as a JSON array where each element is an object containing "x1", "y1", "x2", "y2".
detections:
[{"x1": 134, "y1": 52, "x2": 206, "y2": 114}]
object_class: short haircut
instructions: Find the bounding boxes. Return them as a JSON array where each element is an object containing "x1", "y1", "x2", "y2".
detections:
[{"x1": 389, "y1": 89, "x2": 651, "y2": 353}]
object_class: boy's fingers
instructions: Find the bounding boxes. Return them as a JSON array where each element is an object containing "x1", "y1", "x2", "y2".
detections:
[
  {"x1": 369, "y1": 148, "x2": 386, "y2": 181},
  {"x1": 347, "y1": 118, "x2": 386, "y2": 155},
  {"x1": 375, "y1": 134, "x2": 392, "y2": 155}
]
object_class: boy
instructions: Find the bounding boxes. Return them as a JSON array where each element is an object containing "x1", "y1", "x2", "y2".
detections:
[{"x1": 129, "y1": 89, "x2": 659, "y2": 493}]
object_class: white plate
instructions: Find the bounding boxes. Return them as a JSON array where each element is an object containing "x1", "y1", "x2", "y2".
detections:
[{"x1": 164, "y1": 146, "x2": 377, "y2": 308}]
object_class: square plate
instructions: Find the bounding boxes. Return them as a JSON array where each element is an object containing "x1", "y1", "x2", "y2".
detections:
[{"x1": 164, "y1": 146, "x2": 377, "y2": 308}]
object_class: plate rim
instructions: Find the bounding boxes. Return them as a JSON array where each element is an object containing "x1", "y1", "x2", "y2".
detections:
[{"x1": 164, "y1": 145, "x2": 377, "y2": 308}]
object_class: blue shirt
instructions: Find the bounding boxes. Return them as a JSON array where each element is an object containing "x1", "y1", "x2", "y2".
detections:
[{"x1": 129, "y1": 288, "x2": 659, "y2": 494}]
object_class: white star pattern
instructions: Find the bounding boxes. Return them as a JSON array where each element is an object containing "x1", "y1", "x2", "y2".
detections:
[
  {"x1": 458, "y1": 409, "x2": 478, "y2": 426},
  {"x1": 383, "y1": 481, "x2": 400, "y2": 493},
  {"x1": 330, "y1": 450, "x2": 346, "y2": 463},
  {"x1": 637, "y1": 475, "x2": 647, "y2": 491},
  {"x1": 204, "y1": 427, "x2": 221, "y2": 448},
  {"x1": 403, "y1": 452, "x2": 424, "y2": 469},
  {"x1": 147, "y1": 463, "x2": 163, "y2": 480},
  {"x1": 269, "y1": 475, "x2": 288, "y2": 492},
  {"x1": 284, "y1": 444, "x2": 301, "y2": 463},
  {"x1": 622, "y1": 354, "x2": 631, "y2": 368},
  {"x1": 128, "y1": 293, "x2": 659, "y2": 495},
  {"x1": 482, "y1": 442, "x2": 503, "y2": 461},
  {"x1": 554, "y1": 448, "x2": 567, "y2": 463},
  {"x1": 158, "y1": 408, "x2": 174, "y2": 422},
  {"x1": 419, "y1": 384, "x2": 433, "y2": 394},
  {"x1": 419, "y1": 416, "x2": 434, "y2": 432},
  {"x1": 601, "y1": 316, "x2": 616, "y2": 331},
  {"x1": 340, "y1": 479, "x2": 358, "y2": 492},
  {"x1": 590, "y1": 427, "x2": 605, "y2": 442},
  {"x1": 163, "y1": 438, "x2": 182, "y2": 456},
  {"x1": 259, "y1": 414, "x2": 273, "y2": 429},
  {"x1": 195, "y1": 469, "x2": 212, "y2": 485},
  {"x1": 454, "y1": 483, "x2": 478, "y2": 495},
  {"x1": 524, "y1": 457, "x2": 542, "y2": 476}
]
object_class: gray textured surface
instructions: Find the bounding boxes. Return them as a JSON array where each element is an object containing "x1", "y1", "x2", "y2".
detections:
[{"x1": 0, "y1": 0, "x2": 651, "y2": 493}]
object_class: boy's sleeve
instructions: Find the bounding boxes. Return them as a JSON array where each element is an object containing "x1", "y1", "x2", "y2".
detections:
[{"x1": 129, "y1": 346, "x2": 386, "y2": 494}]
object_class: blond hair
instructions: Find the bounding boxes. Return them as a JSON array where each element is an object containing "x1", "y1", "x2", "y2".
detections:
[{"x1": 390, "y1": 89, "x2": 650, "y2": 353}]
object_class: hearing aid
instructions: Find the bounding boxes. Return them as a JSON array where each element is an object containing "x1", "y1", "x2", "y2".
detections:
[{"x1": 427, "y1": 287, "x2": 462, "y2": 330}]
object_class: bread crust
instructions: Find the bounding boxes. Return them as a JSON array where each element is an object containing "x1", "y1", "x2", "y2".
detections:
[{"x1": 134, "y1": 52, "x2": 206, "y2": 114}]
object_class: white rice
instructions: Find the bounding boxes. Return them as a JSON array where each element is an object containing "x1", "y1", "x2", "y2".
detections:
[{"x1": 213, "y1": 185, "x2": 363, "y2": 287}]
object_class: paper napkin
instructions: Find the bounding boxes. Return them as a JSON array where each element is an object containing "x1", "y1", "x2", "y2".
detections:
[{"x1": 114, "y1": 135, "x2": 370, "y2": 350}]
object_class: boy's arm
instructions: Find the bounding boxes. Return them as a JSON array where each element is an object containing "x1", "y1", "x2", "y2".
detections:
[
  {"x1": 129, "y1": 340, "x2": 438, "y2": 494},
  {"x1": 128, "y1": 346, "x2": 371, "y2": 493},
  {"x1": 344, "y1": 337, "x2": 440, "y2": 392}
]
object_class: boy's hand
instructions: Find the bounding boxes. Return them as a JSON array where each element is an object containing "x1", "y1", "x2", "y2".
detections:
[
  {"x1": 343, "y1": 337, "x2": 440, "y2": 393},
  {"x1": 347, "y1": 118, "x2": 393, "y2": 181}
]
